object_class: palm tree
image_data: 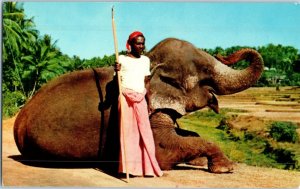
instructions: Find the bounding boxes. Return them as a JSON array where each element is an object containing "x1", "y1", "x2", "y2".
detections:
[
  {"x1": 3, "y1": 2, "x2": 65, "y2": 98},
  {"x1": 3, "y1": 2, "x2": 24, "y2": 59},
  {"x1": 3, "y1": 2, "x2": 38, "y2": 94},
  {"x1": 21, "y1": 36, "x2": 65, "y2": 98}
]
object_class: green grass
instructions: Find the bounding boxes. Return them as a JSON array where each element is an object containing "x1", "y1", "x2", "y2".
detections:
[{"x1": 177, "y1": 109, "x2": 300, "y2": 171}]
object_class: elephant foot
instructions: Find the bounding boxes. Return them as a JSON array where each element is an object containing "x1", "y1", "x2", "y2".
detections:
[
  {"x1": 159, "y1": 164, "x2": 174, "y2": 170},
  {"x1": 187, "y1": 157, "x2": 207, "y2": 166},
  {"x1": 208, "y1": 156, "x2": 235, "y2": 173}
]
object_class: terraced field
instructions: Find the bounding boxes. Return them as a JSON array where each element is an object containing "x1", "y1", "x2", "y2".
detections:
[{"x1": 218, "y1": 87, "x2": 300, "y2": 124}]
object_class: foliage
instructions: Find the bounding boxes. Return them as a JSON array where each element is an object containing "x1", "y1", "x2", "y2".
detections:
[
  {"x1": 179, "y1": 109, "x2": 300, "y2": 171},
  {"x1": 269, "y1": 122, "x2": 299, "y2": 143},
  {"x1": 3, "y1": 2, "x2": 37, "y2": 96},
  {"x1": 263, "y1": 143, "x2": 299, "y2": 170},
  {"x1": 2, "y1": 2, "x2": 117, "y2": 117},
  {"x1": 287, "y1": 73, "x2": 300, "y2": 86},
  {"x1": 3, "y1": 89, "x2": 26, "y2": 118}
]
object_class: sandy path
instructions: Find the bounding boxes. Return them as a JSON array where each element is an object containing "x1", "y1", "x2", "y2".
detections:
[{"x1": 2, "y1": 114, "x2": 300, "y2": 187}]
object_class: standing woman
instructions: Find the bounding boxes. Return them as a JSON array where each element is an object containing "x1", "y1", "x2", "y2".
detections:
[{"x1": 115, "y1": 31, "x2": 163, "y2": 177}]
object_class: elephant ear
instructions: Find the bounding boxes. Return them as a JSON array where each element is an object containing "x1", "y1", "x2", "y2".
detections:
[{"x1": 150, "y1": 63, "x2": 187, "y2": 116}]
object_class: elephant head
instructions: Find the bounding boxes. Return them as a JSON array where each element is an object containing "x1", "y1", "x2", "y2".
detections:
[{"x1": 147, "y1": 38, "x2": 263, "y2": 116}]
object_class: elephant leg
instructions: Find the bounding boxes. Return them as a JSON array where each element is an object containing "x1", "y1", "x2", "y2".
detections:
[
  {"x1": 150, "y1": 112, "x2": 234, "y2": 173},
  {"x1": 175, "y1": 127, "x2": 200, "y2": 137},
  {"x1": 175, "y1": 121, "x2": 206, "y2": 166},
  {"x1": 187, "y1": 157, "x2": 207, "y2": 166}
]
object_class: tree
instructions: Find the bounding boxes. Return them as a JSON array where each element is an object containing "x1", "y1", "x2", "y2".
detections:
[
  {"x1": 21, "y1": 35, "x2": 64, "y2": 98},
  {"x1": 2, "y1": 2, "x2": 67, "y2": 117},
  {"x1": 3, "y1": 2, "x2": 38, "y2": 93},
  {"x1": 258, "y1": 44, "x2": 299, "y2": 86}
]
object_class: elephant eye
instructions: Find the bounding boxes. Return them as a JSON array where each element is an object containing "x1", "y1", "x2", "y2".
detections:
[
  {"x1": 202, "y1": 67, "x2": 209, "y2": 74},
  {"x1": 159, "y1": 74, "x2": 182, "y2": 90}
]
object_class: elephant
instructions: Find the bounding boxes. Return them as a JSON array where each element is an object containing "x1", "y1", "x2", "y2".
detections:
[{"x1": 14, "y1": 38, "x2": 263, "y2": 174}]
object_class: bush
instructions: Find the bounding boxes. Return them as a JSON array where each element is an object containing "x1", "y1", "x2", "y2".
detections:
[
  {"x1": 216, "y1": 118, "x2": 231, "y2": 132},
  {"x1": 269, "y1": 122, "x2": 299, "y2": 143},
  {"x1": 264, "y1": 143, "x2": 299, "y2": 170},
  {"x1": 3, "y1": 91, "x2": 26, "y2": 118}
]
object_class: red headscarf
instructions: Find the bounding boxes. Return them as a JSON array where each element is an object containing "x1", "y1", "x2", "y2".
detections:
[{"x1": 126, "y1": 31, "x2": 144, "y2": 50}]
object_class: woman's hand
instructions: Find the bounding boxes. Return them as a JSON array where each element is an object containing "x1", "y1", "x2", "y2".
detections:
[
  {"x1": 148, "y1": 104, "x2": 154, "y2": 115},
  {"x1": 114, "y1": 62, "x2": 121, "y2": 72}
]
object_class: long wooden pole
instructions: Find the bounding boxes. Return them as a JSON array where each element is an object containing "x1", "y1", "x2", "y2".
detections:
[{"x1": 111, "y1": 6, "x2": 129, "y2": 183}]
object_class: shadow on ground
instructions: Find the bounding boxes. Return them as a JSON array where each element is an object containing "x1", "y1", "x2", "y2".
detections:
[
  {"x1": 8, "y1": 155, "x2": 121, "y2": 178},
  {"x1": 8, "y1": 155, "x2": 216, "y2": 176}
]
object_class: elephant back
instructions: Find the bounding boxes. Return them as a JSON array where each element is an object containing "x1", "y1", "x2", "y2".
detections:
[{"x1": 14, "y1": 67, "x2": 117, "y2": 160}]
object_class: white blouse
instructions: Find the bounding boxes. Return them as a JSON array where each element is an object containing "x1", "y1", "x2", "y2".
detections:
[{"x1": 119, "y1": 55, "x2": 151, "y2": 93}]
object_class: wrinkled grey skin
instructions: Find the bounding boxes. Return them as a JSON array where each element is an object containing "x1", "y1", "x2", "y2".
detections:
[
  {"x1": 14, "y1": 38, "x2": 263, "y2": 173},
  {"x1": 148, "y1": 38, "x2": 263, "y2": 115},
  {"x1": 147, "y1": 38, "x2": 263, "y2": 172}
]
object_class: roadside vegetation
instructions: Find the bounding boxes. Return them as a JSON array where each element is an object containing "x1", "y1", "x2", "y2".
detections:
[{"x1": 178, "y1": 109, "x2": 300, "y2": 171}]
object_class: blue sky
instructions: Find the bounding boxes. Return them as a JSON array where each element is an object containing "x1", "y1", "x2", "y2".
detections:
[{"x1": 23, "y1": 2, "x2": 300, "y2": 59}]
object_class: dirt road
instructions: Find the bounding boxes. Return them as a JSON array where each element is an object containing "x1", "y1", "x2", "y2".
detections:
[{"x1": 2, "y1": 87, "x2": 300, "y2": 187}]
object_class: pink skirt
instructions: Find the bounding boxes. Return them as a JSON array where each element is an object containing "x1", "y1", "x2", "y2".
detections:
[{"x1": 118, "y1": 88, "x2": 163, "y2": 177}]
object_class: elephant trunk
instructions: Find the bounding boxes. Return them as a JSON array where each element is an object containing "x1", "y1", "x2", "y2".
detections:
[{"x1": 212, "y1": 49, "x2": 264, "y2": 95}]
